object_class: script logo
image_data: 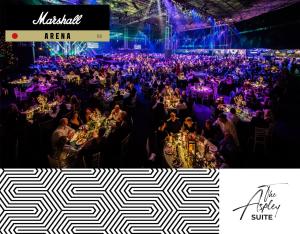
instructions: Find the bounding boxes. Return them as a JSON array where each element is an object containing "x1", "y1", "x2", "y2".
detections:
[
  {"x1": 32, "y1": 11, "x2": 83, "y2": 25},
  {"x1": 233, "y1": 183, "x2": 287, "y2": 221}
]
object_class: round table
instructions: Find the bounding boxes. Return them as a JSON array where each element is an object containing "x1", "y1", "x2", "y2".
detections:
[
  {"x1": 219, "y1": 104, "x2": 254, "y2": 122},
  {"x1": 190, "y1": 85, "x2": 213, "y2": 98},
  {"x1": 163, "y1": 132, "x2": 219, "y2": 168}
]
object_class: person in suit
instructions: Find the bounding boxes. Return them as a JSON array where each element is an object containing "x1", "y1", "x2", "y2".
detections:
[
  {"x1": 214, "y1": 113, "x2": 239, "y2": 147},
  {"x1": 152, "y1": 97, "x2": 166, "y2": 128},
  {"x1": 114, "y1": 111, "x2": 131, "y2": 141},
  {"x1": 227, "y1": 108, "x2": 240, "y2": 126},
  {"x1": 79, "y1": 127, "x2": 107, "y2": 167},
  {"x1": 148, "y1": 121, "x2": 168, "y2": 167},
  {"x1": 250, "y1": 110, "x2": 269, "y2": 129},
  {"x1": 51, "y1": 118, "x2": 74, "y2": 153},
  {"x1": 53, "y1": 136, "x2": 79, "y2": 168},
  {"x1": 202, "y1": 119, "x2": 218, "y2": 144},
  {"x1": 166, "y1": 112, "x2": 181, "y2": 134},
  {"x1": 181, "y1": 117, "x2": 197, "y2": 133}
]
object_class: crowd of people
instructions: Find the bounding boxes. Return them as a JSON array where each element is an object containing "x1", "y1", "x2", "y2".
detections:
[{"x1": 0, "y1": 53, "x2": 299, "y2": 168}]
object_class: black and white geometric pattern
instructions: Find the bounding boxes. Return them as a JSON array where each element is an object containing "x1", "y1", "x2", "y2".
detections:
[{"x1": 0, "y1": 169, "x2": 219, "y2": 234}]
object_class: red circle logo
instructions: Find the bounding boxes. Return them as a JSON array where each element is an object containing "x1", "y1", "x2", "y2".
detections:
[{"x1": 12, "y1": 33, "x2": 18, "y2": 39}]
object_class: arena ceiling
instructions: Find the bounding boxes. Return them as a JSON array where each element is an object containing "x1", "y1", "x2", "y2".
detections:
[{"x1": 13, "y1": 0, "x2": 300, "y2": 25}]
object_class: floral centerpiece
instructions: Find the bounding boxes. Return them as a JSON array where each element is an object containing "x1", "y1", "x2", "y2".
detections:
[
  {"x1": 87, "y1": 120, "x2": 97, "y2": 131},
  {"x1": 234, "y1": 95, "x2": 246, "y2": 113},
  {"x1": 37, "y1": 95, "x2": 48, "y2": 111},
  {"x1": 256, "y1": 76, "x2": 264, "y2": 87}
]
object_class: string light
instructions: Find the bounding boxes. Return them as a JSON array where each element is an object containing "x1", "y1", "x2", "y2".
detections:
[{"x1": 0, "y1": 33, "x2": 17, "y2": 65}]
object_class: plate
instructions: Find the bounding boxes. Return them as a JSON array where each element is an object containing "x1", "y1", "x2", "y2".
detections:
[
  {"x1": 209, "y1": 145, "x2": 218, "y2": 152},
  {"x1": 70, "y1": 132, "x2": 79, "y2": 142}
]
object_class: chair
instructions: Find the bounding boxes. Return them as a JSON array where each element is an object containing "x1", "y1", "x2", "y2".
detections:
[
  {"x1": 48, "y1": 155, "x2": 60, "y2": 168},
  {"x1": 130, "y1": 116, "x2": 134, "y2": 128},
  {"x1": 145, "y1": 137, "x2": 150, "y2": 157},
  {"x1": 82, "y1": 156, "x2": 87, "y2": 168},
  {"x1": 91, "y1": 152, "x2": 101, "y2": 168},
  {"x1": 121, "y1": 133, "x2": 131, "y2": 148},
  {"x1": 120, "y1": 133, "x2": 131, "y2": 160},
  {"x1": 253, "y1": 127, "x2": 268, "y2": 152},
  {"x1": 39, "y1": 119, "x2": 56, "y2": 156}
]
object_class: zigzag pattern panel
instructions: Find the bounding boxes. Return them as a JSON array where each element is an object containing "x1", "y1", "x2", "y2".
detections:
[{"x1": 0, "y1": 169, "x2": 219, "y2": 234}]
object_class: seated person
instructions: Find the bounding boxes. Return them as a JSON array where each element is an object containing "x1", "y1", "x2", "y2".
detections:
[
  {"x1": 214, "y1": 113, "x2": 239, "y2": 147},
  {"x1": 181, "y1": 117, "x2": 197, "y2": 133},
  {"x1": 128, "y1": 82, "x2": 137, "y2": 97},
  {"x1": 176, "y1": 99, "x2": 188, "y2": 112},
  {"x1": 174, "y1": 88, "x2": 181, "y2": 98},
  {"x1": 201, "y1": 119, "x2": 218, "y2": 143},
  {"x1": 84, "y1": 108, "x2": 93, "y2": 123},
  {"x1": 147, "y1": 121, "x2": 168, "y2": 167},
  {"x1": 79, "y1": 127, "x2": 107, "y2": 167},
  {"x1": 51, "y1": 118, "x2": 74, "y2": 152},
  {"x1": 264, "y1": 109, "x2": 273, "y2": 126},
  {"x1": 218, "y1": 131, "x2": 238, "y2": 167},
  {"x1": 69, "y1": 111, "x2": 83, "y2": 130},
  {"x1": 181, "y1": 90, "x2": 188, "y2": 103},
  {"x1": 166, "y1": 112, "x2": 181, "y2": 134},
  {"x1": 55, "y1": 93, "x2": 65, "y2": 104},
  {"x1": 227, "y1": 108, "x2": 240, "y2": 126},
  {"x1": 109, "y1": 104, "x2": 123, "y2": 121},
  {"x1": 56, "y1": 103, "x2": 69, "y2": 120},
  {"x1": 52, "y1": 136, "x2": 79, "y2": 168},
  {"x1": 162, "y1": 85, "x2": 173, "y2": 96},
  {"x1": 93, "y1": 70, "x2": 99, "y2": 79},
  {"x1": 112, "y1": 82, "x2": 120, "y2": 92},
  {"x1": 49, "y1": 105, "x2": 59, "y2": 119},
  {"x1": 156, "y1": 121, "x2": 168, "y2": 145},
  {"x1": 250, "y1": 110, "x2": 269, "y2": 130},
  {"x1": 70, "y1": 95, "x2": 81, "y2": 112},
  {"x1": 113, "y1": 111, "x2": 131, "y2": 141}
]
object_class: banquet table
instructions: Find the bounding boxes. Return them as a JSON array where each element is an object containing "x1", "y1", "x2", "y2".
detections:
[
  {"x1": 190, "y1": 85, "x2": 213, "y2": 97},
  {"x1": 69, "y1": 113, "x2": 116, "y2": 149},
  {"x1": 103, "y1": 89, "x2": 130, "y2": 102},
  {"x1": 89, "y1": 77, "x2": 106, "y2": 85},
  {"x1": 219, "y1": 104, "x2": 254, "y2": 122},
  {"x1": 193, "y1": 72, "x2": 207, "y2": 78},
  {"x1": 9, "y1": 77, "x2": 32, "y2": 86},
  {"x1": 245, "y1": 81, "x2": 268, "y2": 90},
  {"x1": 65, "y1": 74, "x2": 81, "y2": 84},
  {"x1": 163, "y1": 132, "x2": 219, "y2": 168},
  {"x1": 23, "y1": 101, "x2": 59, "y2": 121},
  {"x1": 25, "y1": 83, "x2": 57, "y2": 94}
]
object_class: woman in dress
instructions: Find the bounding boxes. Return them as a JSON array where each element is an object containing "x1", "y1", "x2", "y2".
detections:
[{"x1": 69, "y1": 111, "x2": 83, "y2": 130}]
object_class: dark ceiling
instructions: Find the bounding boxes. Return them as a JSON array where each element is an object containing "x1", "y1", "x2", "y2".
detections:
[{"x1": 8, "y1": 0, "x2": 300, "y2": 25}]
